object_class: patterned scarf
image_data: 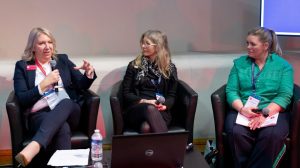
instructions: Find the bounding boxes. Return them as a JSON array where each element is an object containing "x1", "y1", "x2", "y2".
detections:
[{"x1": 135, "y1": 56, "x2": 162, "y2": 82}]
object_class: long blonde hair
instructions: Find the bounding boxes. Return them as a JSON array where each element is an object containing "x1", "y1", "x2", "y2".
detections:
[
  {"x1": 247, "y1": 27, "x2": 282, "y2": 56},
  {"x1": 22, "y1": 27, "x2": 57, "y2": 61},
  {"x1": 133, "y1": 30, "x2": 172, "y2": 78}
]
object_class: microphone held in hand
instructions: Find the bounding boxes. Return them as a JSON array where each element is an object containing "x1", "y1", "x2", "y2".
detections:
[
  {"x1": 155, "y1": 96, "x2": 165, "y2": 105},
  {"x1": 50, "y1": 60, "x2": 57, "y2": 70},
  {"x1": 50, "y1": 60, "x2": 58, "y2": 92},
  {"x1": 253, "y1": 108, "x2": 270, "y2": 117},
  {"x1": 262, "y1": 108, "x2": 270, "y2": 117}
]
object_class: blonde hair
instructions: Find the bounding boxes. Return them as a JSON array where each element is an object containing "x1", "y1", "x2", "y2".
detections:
[
  {"x1": 133, "y1": 30, "x2": 172, "y2": 78},
  {"x1": 247, "y1": 27, "x2": 282, "y2": 56},
  {"x1": 22, "y1": 27, "x2": 57, "y2": 61}
]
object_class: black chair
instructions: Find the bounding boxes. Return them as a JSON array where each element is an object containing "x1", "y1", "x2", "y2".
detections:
[
  {"x1": 6, "y1": 90, "x2": 100, "y2": 168},
  {"x1": 110, "y1": 80, "x2": 198, "y2": 146},
  {"x1": 211, "y1": 84, "x2": 300, "y2": 168}
]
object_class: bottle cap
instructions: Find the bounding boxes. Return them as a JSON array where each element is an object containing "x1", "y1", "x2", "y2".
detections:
[{"x1": 95, "y1": 129, "x2": 100, "y2": 133}]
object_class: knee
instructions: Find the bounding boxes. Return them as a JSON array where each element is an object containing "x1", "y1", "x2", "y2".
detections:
[
  {"x1": 59, "y1": 99, "x2": 80, "y2": 114},
  {"x1": 261, "y1": 128, "x2": 288, "y2": 142},
  {"x1": 71, "y1": 102, "x2": 81, "y2": 113},
  {"x1": 140, "y1": 121, "x2": 151, "y2": 133},
  {"x1": 232, "y1": 125, "x2": 246, "y2": 139},
  {"x1": 145, "y1": 105, "x2": 158, "y2": 114},
  {"x1": 60, "y1": 99, "x2": 74, "y2": 106}
]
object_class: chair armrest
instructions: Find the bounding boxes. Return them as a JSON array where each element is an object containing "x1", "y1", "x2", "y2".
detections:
[
  {"x1": 289, "y1": 84, "x2": 300, "y2": 168},
  {"x1": 110, "y1": 80, "x2": 124, "y2": 135},
  {"x1": 176, "y1": 80, "x2": 198, "y2": 143},
  {"x1": 211, "y1": 84, "x2": 227, "y2": 156},
  {"x1": 6, "y1": 91, "x2": 25, "y2": 158},
  {"x1": 80, "y1": 89, "x2": 100, "y2": 137}
]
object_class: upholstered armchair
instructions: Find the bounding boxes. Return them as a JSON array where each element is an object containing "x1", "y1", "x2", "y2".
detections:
[
  {"x1": 6, "y1": 90, "x2": 100, "y2": 168},
  {"x1": 110, "y1": 80, "x2": 198, "y2": 146},
  {"x1": 211, "y1": 84, "x2": 300, "y2": 168}
]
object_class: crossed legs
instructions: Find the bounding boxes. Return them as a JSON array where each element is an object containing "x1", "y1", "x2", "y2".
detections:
[
  {"x1": 125, "y1": 103, "x2": 169, "y2": 133},
  {"x1": 15, "y1": 99, "x2": 80, "y2": 167}
]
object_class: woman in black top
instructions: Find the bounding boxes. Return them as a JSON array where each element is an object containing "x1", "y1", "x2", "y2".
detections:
[{"x1": 122, "y1": 30, "x2": 178, "y2": 133}]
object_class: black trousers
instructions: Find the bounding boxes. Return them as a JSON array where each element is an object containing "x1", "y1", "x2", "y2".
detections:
[
  {"x1": 225, "y1": 111, "x2": 289, "y2": 168},
  {"x1": 29, "y1": 98, "x2": 80, "y2": 148},
  {"x1": 125, "y1": 103, "x2": 171, "y2": 133}
]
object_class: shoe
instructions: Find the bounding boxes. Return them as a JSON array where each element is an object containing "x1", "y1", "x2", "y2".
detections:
[{"x1": 15, "y1": 153, "x2": 30, "y2": 167}]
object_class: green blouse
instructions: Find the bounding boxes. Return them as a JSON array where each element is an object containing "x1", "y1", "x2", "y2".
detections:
[{"x1": 226, "y1": 53, "x2": 294, "y2": 110}]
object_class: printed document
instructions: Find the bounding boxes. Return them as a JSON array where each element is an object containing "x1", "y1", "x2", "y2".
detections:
[
  {"x1": 236, "y1": 113, "x2": 279, "y2": 127},
  {"x1": 47, "y1": 148, "x2": 89, "y2": 166}
]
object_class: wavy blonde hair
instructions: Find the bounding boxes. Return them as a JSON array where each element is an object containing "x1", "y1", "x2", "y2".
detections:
[
  {"x1": 133, "y1": 30, "x2": 172, "y2": 78},
  {"x1": 22, "y1": 27, "x2": 57, "y2": 61}
]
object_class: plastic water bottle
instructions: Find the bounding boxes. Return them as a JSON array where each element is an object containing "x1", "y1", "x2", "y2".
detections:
[
  {"x1": 93, "y1": 161, "x2": 103, "y2": 168},
  {"x1": 91, "y1": 129, "x2": 103, "y2": 161}
]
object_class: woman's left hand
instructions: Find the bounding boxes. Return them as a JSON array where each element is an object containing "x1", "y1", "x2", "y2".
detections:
[
  {"x1": 157, "y1": 104, "x2": 167, "y2": 111},
  {"x1": 248, "y1": 115, "x2": 266, "y2": 130},
  {"x1": 74, "y1": 59, "x2": 95, "y2": 79}
]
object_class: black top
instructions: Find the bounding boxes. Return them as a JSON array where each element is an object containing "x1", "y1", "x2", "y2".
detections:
[{"x1": 122, "y1": 60, "x2": 178, "y2": 111}]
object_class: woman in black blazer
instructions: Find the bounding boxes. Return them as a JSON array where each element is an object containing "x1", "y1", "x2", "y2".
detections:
[
  {"x1": 122, "y1": 30, "x2": 178, "y2": 133},
  {"x1": 14, "y1": 27, "x2": 96, "y2": 167}
]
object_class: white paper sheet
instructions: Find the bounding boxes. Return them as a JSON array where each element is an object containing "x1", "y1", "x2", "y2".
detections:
[
  {"x1": 236, "y1": 113, "x2": 279, "y2": 127},
  {"x1": 47, "y1": 148, "x2": 90, "y2": 166}
]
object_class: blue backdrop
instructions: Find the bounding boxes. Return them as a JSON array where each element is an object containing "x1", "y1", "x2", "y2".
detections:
[{"x1": 261, "y1": 0, "x2": 300, "y2": 35}]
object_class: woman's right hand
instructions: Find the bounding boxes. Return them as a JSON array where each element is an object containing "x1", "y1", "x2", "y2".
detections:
[
  {"x1": 39, "y1": 69, "x2": 60, "y2": 92},
  {"x1": 240, "y1": 107, "x2": 260, "y2": 118},
  {"x1": 140, "y1": 99, "x2": 156, "y2": 105}
]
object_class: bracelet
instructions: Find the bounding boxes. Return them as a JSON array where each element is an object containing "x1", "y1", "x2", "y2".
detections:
[{"x1": 239, "y1": 106, "x2": 244, "y2": 113}]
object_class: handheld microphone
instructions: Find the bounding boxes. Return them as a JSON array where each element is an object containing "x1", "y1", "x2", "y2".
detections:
[
  {"x1": 262, "y1": 108, "x2": 270, "y2": 118},
  {"x1": 50, "y1": 60, "x2": 58, "y2": 92},
  {"x1": 252, "y1": 109, "x2": 262, "y2": 113},
  {"x1": 253, "y1": 108, "x2": 269, "y2": 118},
  {"x1": 155, "y1": 96, "x2": 165, "y2": 105}
]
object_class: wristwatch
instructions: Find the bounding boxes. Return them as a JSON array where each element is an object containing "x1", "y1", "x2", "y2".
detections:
[{"x1": 262, "y1": 108, "x2": 270, "y2": 118}]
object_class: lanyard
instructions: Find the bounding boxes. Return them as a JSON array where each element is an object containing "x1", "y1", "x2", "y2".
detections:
[
  {"x1": 151, "y1": 76, "x2": 161, "y2": 93},
  {"x1": 43, "y1": 89, "x2": 55, "y2": 96},
  {"x1": 251, "y1": 62, "x2": 264, "y2": 93},
  {"x1": 35, "y1": 58, "x2": 47, "y2": 76}
]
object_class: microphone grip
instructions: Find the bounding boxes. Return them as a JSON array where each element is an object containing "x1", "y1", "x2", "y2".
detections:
[
  {"x1": 51, "y1": 67, "x2": 59, "y2": 92},
  {"x1": 252, "y1": 109, "x2": 261, "y2": 113},
  {"x1": 54, "y1": 83, "x2": 58, "y2": 92}
]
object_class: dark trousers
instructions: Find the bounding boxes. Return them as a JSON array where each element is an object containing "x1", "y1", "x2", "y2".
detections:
[
  {"x1": 225, "y1": 111, "x2": 289, "y2": 168},
  {"x1": 125, "y1": 103, "x2": 170, "y2": 133},
  {"x1": 29, "y1": 99, "x2": 80, "y2": 150}
]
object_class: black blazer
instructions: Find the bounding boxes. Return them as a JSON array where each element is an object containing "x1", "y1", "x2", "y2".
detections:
[{"x1": 13, "y1": 54, "x2": 97, "y2": 109}]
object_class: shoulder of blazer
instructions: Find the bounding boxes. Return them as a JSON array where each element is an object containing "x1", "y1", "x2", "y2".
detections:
[
  {"x1": 15, "y1": 60, "x2": 35, "y2": 75},
  {"x1": 56, "y1": 54, "x2": 69, "y2": 62},
  {"x1": 16, "y1": 59, "x2": 35, "y2": 67},
  {"x1": 14, "y1": 59, "x2": 36, "y2": 89},
  {"x1": 55, "y1": 54, "x2": 72, "y2": 68}
]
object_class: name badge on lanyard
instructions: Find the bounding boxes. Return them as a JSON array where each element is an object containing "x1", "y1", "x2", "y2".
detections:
[
  {"x1": 248, "y1": 61, "x2": 263, "y2": 108},
  {"x1": 245, "y1": 93, "x2": 261, "y2": 108}
]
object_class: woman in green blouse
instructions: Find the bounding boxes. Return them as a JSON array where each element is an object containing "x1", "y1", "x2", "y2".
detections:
[{"x1": 225, "y1": 27, "x2": 293, "y2": 168}]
